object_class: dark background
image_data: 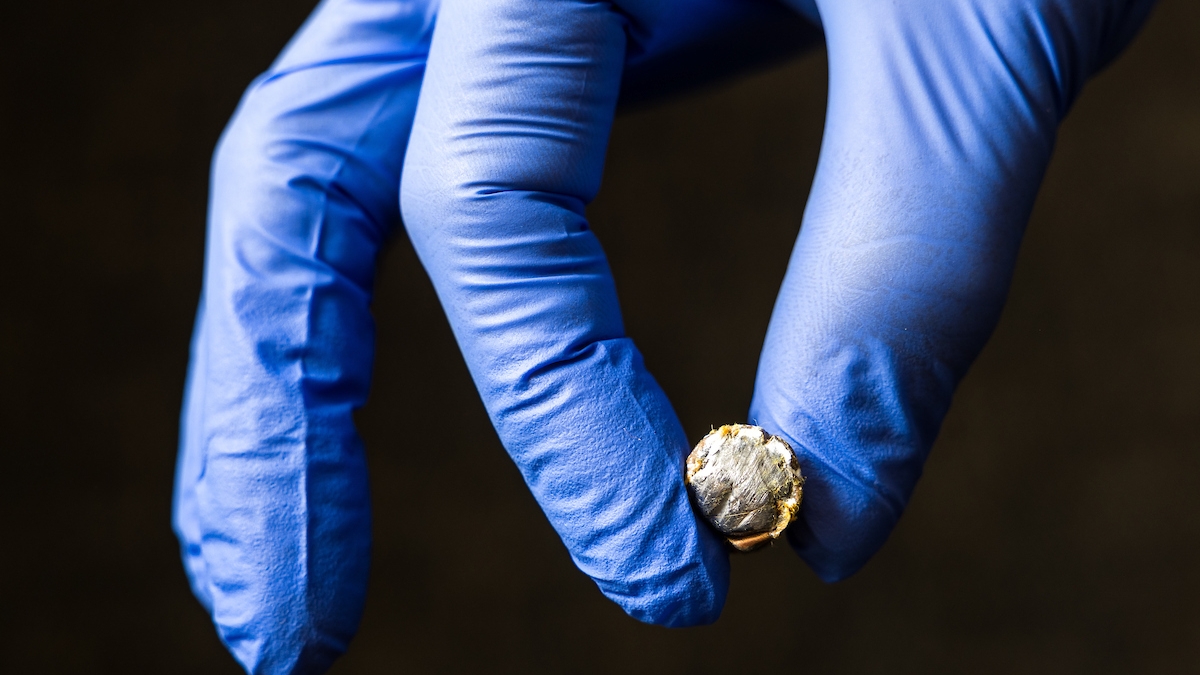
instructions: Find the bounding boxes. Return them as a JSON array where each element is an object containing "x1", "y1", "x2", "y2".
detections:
[{"x1": 3, "y1": 1, "x2": 1198, "y2": 672}]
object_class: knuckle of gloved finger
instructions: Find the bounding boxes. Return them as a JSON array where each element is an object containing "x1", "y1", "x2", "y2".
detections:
[
  {"x1": 212, "y1": 70, "x2": 349, "y2": 191},
  {"x1": 208, "y1": 106, "x2": 292, "y2": 222},
  {"x1": 1006, "y1": 0, "x2": 1154, "y2": 94},
  {"x1": 399, "y1": 154, "x2": 597, "y2": 275},
  {"x1": 823, "y1": 0, "x2": 1153, "y2": 123},
  {"x1": 982, "y1": 0, "x2": 1155, "y2": 103},
  {"x1": 209, "y1": 83, "x2": 360, "y2": 267}
]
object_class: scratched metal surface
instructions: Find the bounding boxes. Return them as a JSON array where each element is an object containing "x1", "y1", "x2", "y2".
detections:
[{"x1": 687, "y1": 426, "x2": 801, "y2": 536}]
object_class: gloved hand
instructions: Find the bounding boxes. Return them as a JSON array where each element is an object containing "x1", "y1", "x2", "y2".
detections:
[
  {"x1": 174, "y1": 0, "x2": 1155, "y2": 672},
  {"x1": 401, "y1": 0, "x2": 1155, "y2": 597},
  {"x1": 173, "y1": 1, "x2": 816, "y2": 673}
]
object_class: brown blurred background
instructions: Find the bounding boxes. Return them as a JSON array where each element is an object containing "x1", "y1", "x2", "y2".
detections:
[{"x1": 2, "y1": 1, "x2": 1198, "y2": 673}]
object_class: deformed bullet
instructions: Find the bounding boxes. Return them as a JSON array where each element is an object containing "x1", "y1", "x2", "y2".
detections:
[{"x1": 685, "y1": 424, "x2": 804, "y2": 552}]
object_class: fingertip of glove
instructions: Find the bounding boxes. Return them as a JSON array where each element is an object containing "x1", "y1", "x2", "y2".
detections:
[
  {"x1": 793, "y1": 536, "x2": 874, "y2": 584},
  {"x1": 784, "y1": 469, "x2": 904, "y2": 584},
  {"x1": 618, "y1": 582, "x2": 727, "y2": 628},
  {"x1": 218, "y1": 621, "x2": 350, "y2": 675},
  {"x1": 602, "y1": 541, "x2": 730, "y2": 628}
]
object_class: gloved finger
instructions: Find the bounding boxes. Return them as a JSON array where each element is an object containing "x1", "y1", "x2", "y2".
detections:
[
  {"x1": 174, "y1": 0, "x2": 829, "y2": 668},
  {"x1": 174, "y1": 0, "x2": 823, "y2": 669},
  {"x1": 400, "y1": 0, "x2": 733, "y2": 626},
  {"x1": 753, "y1": 0, "x2": 1157, "y2": 581},
  {"x1": 171, "y1": 0, "x2": 436, "y2": 672}
]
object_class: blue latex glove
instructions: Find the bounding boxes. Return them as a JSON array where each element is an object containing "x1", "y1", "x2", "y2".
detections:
[
  {"x1": 173, "y1": 0, "x2": 816, "y2": 672},
  {"x1": 753, "y1": 0, "x2": 1154, "y2": 575},
  {"x1": 175, "y1": 0, "x2": 1155, "y2": 671},
  {"x1": 401, "y1": 0, "x2": 1155, "y2": 587}
]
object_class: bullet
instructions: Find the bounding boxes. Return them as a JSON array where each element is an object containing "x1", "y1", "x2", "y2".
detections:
[{"x1": 685, "y1": 424, "x2": 804, "y2": 552}]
